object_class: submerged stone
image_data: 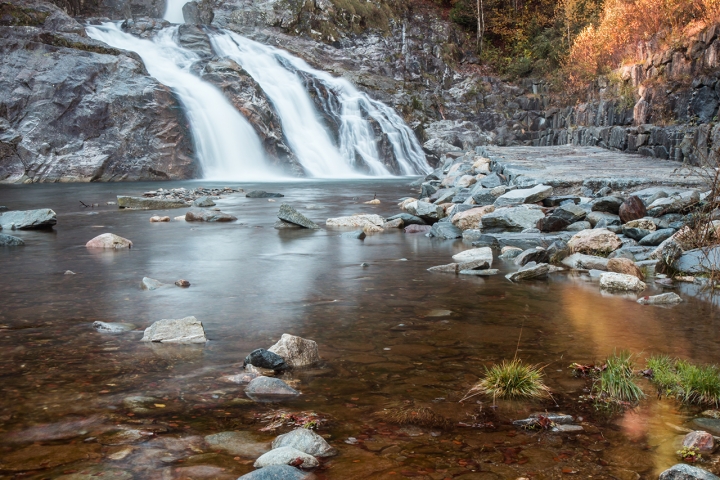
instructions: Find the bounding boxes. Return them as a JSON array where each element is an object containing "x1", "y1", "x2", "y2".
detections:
[
  {"x1": 204, "y1": 431, "x2": 270, "y2": 458},
  {"x1": 245, "y1": 376, "x2": 299, "y2": 401},
  {"x1": 140, "y1": 316, "x2": 207, "y2": 343},
  {"x1": 247, "y1": 191, "x2": 284, "y2": 198},
  {"x1": 0, "y1": 233, "x2": 24, "y2": 246},
  {"x1": 253, "y1": 446, "x2": 319, "y2": 468},
  {"x1": 272, "y1": 428, "x2": 337, "y2": 457},
  {"x1": 237, "y1": 465, "x2": 312, "y2": 480}
]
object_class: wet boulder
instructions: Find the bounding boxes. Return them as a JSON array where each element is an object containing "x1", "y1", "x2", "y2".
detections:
[
  {"x1": 277, "y1": 204, "x2": 320, "y2": 229},
  {"x1": 244, "y1": 348, "x2": 288, "y2": 371},
  {"x1": 429, "y1": 222, "x2": 462, "y2": 239},
  {"x1": 480, "y1": 205, "x2": 546, "y2": 233},
  {"x1": 117, "y1": 196, "x2": 186, "y2": 209},
  {"x1": 0, "y1": 233, "x2": 24, "y2": 246},
  {"x1": 254, "y1": 446, "x2": 319, "y2": 469},
  {"x1": 607, "y1": 258, "x2": 644, "y2": 280},
  {"x1": 619, "y1": 196, "x2": 647, "y2": 224},
  {"x1": 637, "y1": 293, "x2": 683, "y2": 305},
  {"x1": 268, "y1": 334, "x2": 320, "y2": 368},
  {"x1": 192, "y1": 196, "x2": 216, "y2": 207},
  {"x1": 386, "y1": 213, "x2": 426, "y2": 226},
  {"x1": 659, "y1": 464, "x2": 720, "y2": 480},
  {"x1": 245, "y1": 376, "x2": 299, "y2": 401},
  {"x1": 505, "y1": 262, "x2": 550, "y2": 282},
  {"x1": 140, "y1": 316, "x2": 207, "y2": 344},
  {"x1": 86, "y1": 233, "x2": 133, "y2": 249},
  {"x1": 182, "y1": 0, "x2": 214, "y2": 25},
  {"x1": 0, "y1": 209, "x2": 56, "y2": 230},
  {"x1": 247, "y1": 191, "x2": 284, "y2": 198},
  {"x1": 599, "y1": 272, "x2": 646, "y2": 292},
  {"x1": 185, "y1": 209, "x2": 237, "y2": 222}
]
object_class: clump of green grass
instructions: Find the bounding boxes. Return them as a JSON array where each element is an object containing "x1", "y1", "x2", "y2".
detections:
[
  {"x1": 647, "y1": 355, "x2": 720, "y2": 406},
  {"x1": 463, "y1": 359, "x2": 550, "y2": 403},
  {"x1": 594, "y1": 351, "x2": 645, "y2": 403}
]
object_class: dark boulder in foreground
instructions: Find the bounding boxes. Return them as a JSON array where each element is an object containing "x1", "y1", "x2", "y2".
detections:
[
  {"x1": 277, "y1": 204, "x2": 320, "y2": 229},
  {"x1": 0, "y1": 209, "x2": 56, "y2": 229},
  {"x1": 658, "y1": 464, "x2": 720, "y2": 480},
  {"x1": 244, "y1": 348, "x2": 288, "y2": 371},
  {"x1": 247, "y1": 191, "x2": 284, "y2": 198}
]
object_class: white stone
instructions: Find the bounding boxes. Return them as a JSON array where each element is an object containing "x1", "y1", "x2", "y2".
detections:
[
  {"x1": 140, "y1": 316, "x2": 207, "y2": 344},
  {"x1": 268, "y1": 334, "x2": 320, "y2": 368},
  {"x1": 326, "y1": 214, "x2": 385, "y2": 227},
  {"x1": 599, "y1": 272, "x2": 646, "y2": 292},
  {"x1": 452, "y1": 247, "x2": 493, "y2": 267},
  {"x1": 272, "y1": 428, "x2": 337, "y2": 457}
]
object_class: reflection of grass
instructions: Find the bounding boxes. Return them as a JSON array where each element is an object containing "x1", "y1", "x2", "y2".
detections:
[
  {"x1": 594, "y1": 351, "x2": 645, "y2": 403},
  {"x1": 647, "y1": 355, "x2": 720, "y2": 406},
  {"x1": 466, "y1": 359, "x2": 549, "y2": 402}
]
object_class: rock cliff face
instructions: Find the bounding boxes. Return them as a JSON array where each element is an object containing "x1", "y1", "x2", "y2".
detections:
[{"x1": 0, "y1": 0, "x2": 197, "y2": 182}]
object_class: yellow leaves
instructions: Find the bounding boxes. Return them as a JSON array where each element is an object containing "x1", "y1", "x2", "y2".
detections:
[{"x1": 154, "y1": 404, "x2": 166, "y2": 408}]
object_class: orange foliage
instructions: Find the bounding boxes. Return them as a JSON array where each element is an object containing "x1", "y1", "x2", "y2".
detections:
[{"x1": 564, "y1": 0, "x2": 720, "y2": 86}]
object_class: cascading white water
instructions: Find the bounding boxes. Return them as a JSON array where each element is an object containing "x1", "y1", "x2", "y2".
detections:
[
  {"x1": 86, "y1": 23, "x2": 277, "y2": 181},
  {"x1": 211, "y1": 33, "x2": 371, "y2": 178},
  {"x1": 211, "y1": 31, "x2": 431, "y2": 176}
]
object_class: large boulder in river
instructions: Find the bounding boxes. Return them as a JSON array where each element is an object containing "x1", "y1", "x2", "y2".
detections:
[
  {"x1": 277, "y1": 204, "x2": 319, "y2": 229},
  {"x1": 451, "y1": 205, "x2": 495, "y2": 230},
  {"x1": 254, "y1": 446, "x2": 319, "y2": 469},
  {"x1": 86, "y1": 233, "x2": 133, "y2": 249},
  {"x1": 268, "y1": 334, "x2": 320, "y2": 368},
  {"x1": 493, "y1": 184, "x2": 552, "y2": 207},
  {"x1": 567, "y1": 229, "x2": 622, "y2": 255},
  {"x1": 140, "y1": 316, "x2": 207, "y2": 343},
  {"x1": 480, "y1": 205, "x2": 545, "y2": 233},
  {"x1": 0, "y1": 0, "x2": 196, "y2": 183},
  {"x1": 185, "y1": 209, "x2": 237, "y2": 222},
  {"x1": 0, "y1": 233, "x2": 25, "y2": 246},
  {"x1": 0, "y1": 209, "x2": 56, "y2": 229},
  {"x1": 599, "y1": 272, "x2": 646, "y2": 292},
  {"x1": 272, "y1": 428, "x2": 336, "y2": 457},
  {"x1": 658, "y1": 464, "x2": 720, "y2": 480},
  {"x1": 118, "y1": 196, "x2": 186, "y2": 209}
]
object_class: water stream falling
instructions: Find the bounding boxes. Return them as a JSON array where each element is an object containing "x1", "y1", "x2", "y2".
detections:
[
  {"x1": 86, "y1": 23, "x2": 276, "y2": 181},
  {"x1": 88, "y1": 5, "x2": 431, "y2": 179}
]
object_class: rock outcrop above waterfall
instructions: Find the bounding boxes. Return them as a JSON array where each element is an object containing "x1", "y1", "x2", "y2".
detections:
[{"x1": 0, "y1": 0, "x2": 197, "y2": 183}]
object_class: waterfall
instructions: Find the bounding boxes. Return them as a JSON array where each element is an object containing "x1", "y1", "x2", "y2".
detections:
[
  {"x1": 86, "y1": 23, "x2": 277, "y2": 181},
  {"x1": 163, "y1": 0, "x2": 187, "y2": 24},
  {"x1": 210, "y1": 31, "x2": 431, "y2": 176}
]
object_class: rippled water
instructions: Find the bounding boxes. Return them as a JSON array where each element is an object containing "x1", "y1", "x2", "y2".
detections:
[{"x1": 1, "y1": 179, "x2": 719, "y2": 479}]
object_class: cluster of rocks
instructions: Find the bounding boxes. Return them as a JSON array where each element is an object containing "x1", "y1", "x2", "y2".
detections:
[{"x1": 117, "y1": 186, "x2": 243, "y2": 209}]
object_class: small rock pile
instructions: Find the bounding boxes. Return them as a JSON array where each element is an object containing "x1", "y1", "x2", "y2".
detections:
[{"x1": 141, "y1": 186, "x2": 243, "y2": 203}]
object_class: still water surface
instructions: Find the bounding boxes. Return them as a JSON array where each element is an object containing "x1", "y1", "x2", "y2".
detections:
[{"x1": 1, "y1": 179, "x2": 719, "y2": 479}]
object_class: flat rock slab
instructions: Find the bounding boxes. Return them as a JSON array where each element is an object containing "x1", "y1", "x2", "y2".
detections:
[
  {"x1": 481, "y1": 145, "x2": 705, "y2": 190},
  {"x1": 278, "y1": 204, "x2": 320, "y2": 229},
  {"x1": 238, "y1": 465, "x2": 312, "y2": 480},
  {"x1": 637, "y1": 292, "x2": 683, "y2": 305},
  {"x1": 117, "y1": 196, "x2": 186, "y2": 209},
  {"x1": 692, "y1": 418, "x2": 720, "y2": 436},
  {"x1": 0, "y1": 209, "x2": 57, "y2": 229},
  {"x1": 247, "y1": 191, "x2": 284, "y2": 198},
  {"x1": 494, "y1": 184, "x2": 553, "y2": 207},
  {"x1": 140, "y1": 316, "x2": 207, "y2": 343}
]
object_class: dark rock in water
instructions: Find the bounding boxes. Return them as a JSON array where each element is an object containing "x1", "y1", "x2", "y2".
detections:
[
  {"x1": 175, "y1": 279, "x2": 191, "y2": 287},
  {"x1": 0, "y1": 209, "x2": 56, "y2": 230},
  {"x1": 537, "y1": 216, "x2": 570, "y2": 232},
  {"x1": 429, "y1": 222, "x2": 462, "y2": 239},
  {"x1": 514, "y1": 248, "x2": 549, "y2": 266},
  {"x1": 591, "y1": 196, "x2": 623, "y2": 214},
  {"x1": 691, "y1": 418, "x2": 720, "y2": 436},
  {"x1": 638, "y1": 228, "x2": 675, "y2": 246},
  {"x1": 237, "y1": 465, "x2": 312, "y2": 480},
  {"x1": 118, "y1": 196, "x2": 186, "y2": 210},
  {"x1": 185, "y1": 209, "x2": 237, "y2": 222},
  {"x1": 182, "y1": 0, "x2": 214, "y2": 24},
  {"x1": 277, "y1": 204, "x2": 320, "y2": 229},
  {"x1": 0, "y1": 233, "x2": 24, "y2": 246},
  {"x1": 546, "y1": 240, "x2": 569, "y2": 262},
  {"x1": 192, "y1": 196, "x2": 216, "y2": 207},
  {"x1": 659, "y1": 464, "x2": 720, "y2": 480},
  {"x1": 543, "y1": 196, "x2": 580, "y2": 207},
  {"x1": 342, "y1": 230, "x2": 366, "y2": 239},
  {"x1": 479, "y1": 172, "x2": 503, "y2": 188},
  {"x1": 92, "y1": 321, "x2": 136, "y2": 333},
  {"x1": 245, "y1": 376, "x2": 299, "y2": 401},
  {"x1": 244, "y1": 348, "x2": 288, "y2": 371},
  {"x1": 387, "y1": 213, "x2": 426, "y2": 226},
  {"x1": 619, "y1": 196, "x2": 647, "y2": 223},
  {"x1": 247, "y1": 191, "x2": 284, "y2": 198},
  {"x1": 0, "y1": 206, "x2": 7, "y2": 211},
  {"x1": 623, "y1": 227, "x2": 652, "y2": 241}
]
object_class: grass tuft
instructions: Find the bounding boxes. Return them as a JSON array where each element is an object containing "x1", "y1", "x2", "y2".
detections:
[
  {"x1": 646, "y1": 356, "x2": 720, "y2": 406},
  {"x1": 382, "y1": 406, "x2": 447, "y2": 428},
  {"x1": 594, "y1": 351, "x2": 645, "y2": 403},
  {"x1": 466, "y1": 359, "x2": 550, "y2": 402}
]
